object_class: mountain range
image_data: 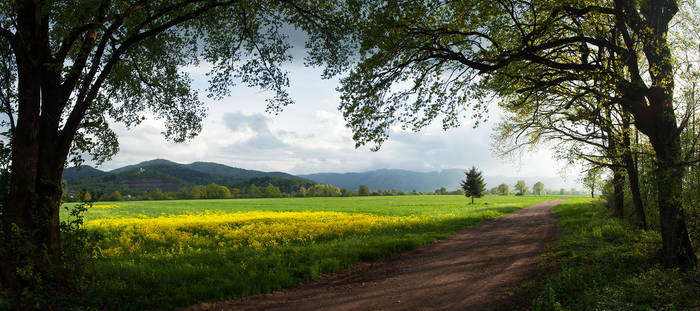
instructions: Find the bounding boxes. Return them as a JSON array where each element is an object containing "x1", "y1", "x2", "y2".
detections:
[
  {"x1": 62, "y1": 159, "x2": 312, "y2": 195},
  {"x1": 299, "y1": 170, "x2": 577, "y2": 192},
  {"x1": 63, "y1": 159, "x2": 578, "y2": 195}
]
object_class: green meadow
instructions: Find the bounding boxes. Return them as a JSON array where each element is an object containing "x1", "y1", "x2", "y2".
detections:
[{"x1": 60, "y1": 195, "x2": 562, "y2": 310}]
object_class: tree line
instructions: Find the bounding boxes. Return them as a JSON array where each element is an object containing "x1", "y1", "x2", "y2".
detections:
[
  {"x1": 1, "y1": 0, "x2": 697, "y2": 308},
  {"x1": 67, "y1": 181, "x2": 574, "y2": 202}
]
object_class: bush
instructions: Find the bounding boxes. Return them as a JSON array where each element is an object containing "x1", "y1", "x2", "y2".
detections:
[{"x1": 0, "y1": 202, "x2": 102, "y2": 310}]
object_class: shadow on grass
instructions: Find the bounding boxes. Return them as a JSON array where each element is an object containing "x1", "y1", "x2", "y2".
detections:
[{"x1": 533, "y1": 200, "x2": 700, "y2": 311}]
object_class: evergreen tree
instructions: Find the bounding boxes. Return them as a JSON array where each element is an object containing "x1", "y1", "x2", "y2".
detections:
[{"x1": 461, "y1": 167, "x2": 485, "y2": 204}]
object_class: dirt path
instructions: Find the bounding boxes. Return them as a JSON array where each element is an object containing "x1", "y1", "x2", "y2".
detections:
[{"x1": 181, "y1": 199, "x2": 567, "y2": 311}]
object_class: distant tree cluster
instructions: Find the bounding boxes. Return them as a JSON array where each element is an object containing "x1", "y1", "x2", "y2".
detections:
[{"x1": 65, "y1": 177, "x2": 586, "y2": 203}]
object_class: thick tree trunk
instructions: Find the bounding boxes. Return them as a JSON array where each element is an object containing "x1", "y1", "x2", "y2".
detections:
[
  {"x1": 0, "y1": 2, "x2": 70, "y2": 292},
  {"x1": 632, "y1": 89, "x2": 696, "y2": 267},
  {"x1": 0, "y1": 48, "x2": 42, "y2": 290},
  {"x1": 649, "y1": 130, "x2": 696, "y2": 267}
]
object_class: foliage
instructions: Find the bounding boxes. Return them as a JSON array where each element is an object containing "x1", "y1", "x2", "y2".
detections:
[
  {"x1": 514, "y1": 180, "x2": 528, "y2": 196},
  {"x1": 307, "y1": 184, "x2": 342, "y2": 197},
  {"x1": 358, "y1": 185, "x2": 371, "y2": 196},
  {"x1": 264, "y1": 185, "x2": 282, "y2": 198},
  {"x1": 0, "y1": 202, "x2": 102, "y2": 310},
  {"x1": 497, "y1": 183, "x2": 510, "y2": 196},
  {"x1": 108, "y1": 191, "x2": 123, "y2": 201},
  {"x1": 582, "y1": 168, "x2": 603, "y2": 198},
  {"x1": 461, "y1": 167, "x2": 485, "y2": 204},
  {"x1": 533, "y1": 182, "x2": 545, "y2": 196},
  {"x1": 0, "y1": 0, "x2": 353, "y2": 300},
  {"x1": 319, "y1": 0, "x2": 699, "y2": 267},
  {"x1": 533, "y1": 199, "x2": 700, "y2": 311},
  {"x1": 297, "y1": 186, "x2": 307, "y2": 198}
]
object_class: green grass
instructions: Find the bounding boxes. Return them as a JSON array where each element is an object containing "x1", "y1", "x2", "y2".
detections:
[
  {"x1": 532, "y1": 198, "x2": 700, "y2": 311},
  {"x1": 60, "y1": 195, "x2": 560, "y2": 310},
  {"x1": 62, "y1": 194, "x2": 561, "y2": 220}
]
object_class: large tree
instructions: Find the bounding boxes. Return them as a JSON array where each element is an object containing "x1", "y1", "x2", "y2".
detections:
[
  {"x1": 0, "y1": 0, "x2": 350, "y2": 297},
  {"x1": 514, "y1": 180, "x2": 528, "y2": 196},
  {"x1": 327, "y1": 0, "x2": 697, "y2": 267}
]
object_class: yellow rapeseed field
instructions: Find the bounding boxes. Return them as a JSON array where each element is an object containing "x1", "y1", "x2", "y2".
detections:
[{"x1": 87, "y1": 211, "x2": 431, "y2": 258}]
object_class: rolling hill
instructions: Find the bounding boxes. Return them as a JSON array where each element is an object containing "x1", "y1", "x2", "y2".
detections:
[
  {"x1": 62, "y1": 159, "x2": 313, "y2": 195},
  {"x1": 63, "y1": 159, "x2": 578, "y2": 196}
]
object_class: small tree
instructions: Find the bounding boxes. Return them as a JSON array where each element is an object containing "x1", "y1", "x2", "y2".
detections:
[
  {"x1": 264, "y1": 184, "x2": 281, "y2": 198},
  {"x1": 497, "y1": 183, "x2": 510, "y2": 195},
  {"x1": 109, "y1": 191, "x2": 123, "y2": 201},
  {"x1": 190, "y1": 186, "x2": 206, "y2": 199},
  {"x1": 150, "y1": 189, "x2": 164, "y2": 201},
  {"x1": 297, "y1": 186, "x2": 307, "y2": 198},
  {"x1": 247, "y1": 184, "x2": 262, "y2": 198},
  {"x1": 582, "y1": 169, "x2": 603, "y2": 198},
  {"x1": 461, "y1": 167, "x2": 485, "y2": 204},
  {"x1": 358, "y1": 184, "x2": 371, "y2": 196},
  {"x1": 515, "y1": 180, "x2": 528, "y2": 196},
  {"x1": 533, "y1": 182, "x2": 545, "y2": 196}
]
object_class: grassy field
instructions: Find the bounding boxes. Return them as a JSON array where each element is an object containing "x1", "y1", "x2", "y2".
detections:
[
  {"x1": 532, "y1": 198, "x2": 700, "y2": 311},
  {"x1": 60, "y1": 195, "x2": 561, "y2": 310}
]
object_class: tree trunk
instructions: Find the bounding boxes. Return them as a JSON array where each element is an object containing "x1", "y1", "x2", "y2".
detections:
[
  {"x1": 0, "y1": 2, "x2": 70, "y2": 293},
  {"x1": 649, "y1": 128, "x2": 696, "y2": 267},
  {"x1": 623, "y1": 154, "x2": 646, "y2": 230},
  {"x1": 620, "y1": 106, "x2": 647, "y2": 229},
  {"x1": 612, "y1": 167, "x2": 625, "y2": 219},
  {"x1": 604, "y1": 110, "x2": 625, "y2": 219},
  {"x1": 631, "y1": 88, "x2": 696, "y2": 267}
]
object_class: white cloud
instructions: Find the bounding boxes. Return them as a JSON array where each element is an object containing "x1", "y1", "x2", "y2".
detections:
[{"x1": 86, "y1": 61, "x2": 582, "y2": 188}]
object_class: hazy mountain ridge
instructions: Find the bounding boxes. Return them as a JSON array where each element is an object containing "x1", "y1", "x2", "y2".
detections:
[
  {"x1": 300, "y1": 169, "x2": 577, "y2": 192},
  {"x1": 63, "y1": 159, "x2": 578, "y2": 195}
]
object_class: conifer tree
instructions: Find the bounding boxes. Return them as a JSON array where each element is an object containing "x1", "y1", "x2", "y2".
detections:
[{"x1": 461, "y1": 167, "x2": 485, "y2": 204}]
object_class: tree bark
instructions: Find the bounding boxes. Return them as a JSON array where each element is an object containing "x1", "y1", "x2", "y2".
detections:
[
  {"x1": 621, "y1": 112, "x2": 647, "y2": 230},
  {"x1": 604, "y1": 107, "x2": 625, "y2": 219},
  {"x1": 630, "y1": 88, "x2": 696, "y2": 267},
  {"x1": 648, "y1": 121, "x2": 696, "y2": 266},
  {"x1": 0, "y1": 1, "x2": 69, "y2": 292},
  {"x1": 612, "y1": 167, "x2": 625, "y2": 219}
]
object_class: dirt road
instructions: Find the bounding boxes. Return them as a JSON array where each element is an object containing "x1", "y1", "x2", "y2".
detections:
[{"x1": 181, "y1": 199, "x2": 567, "y2": 311}]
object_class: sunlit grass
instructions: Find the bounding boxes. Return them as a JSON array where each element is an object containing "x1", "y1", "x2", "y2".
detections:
[
  {"x1": 533, "y1": 198, "x2": 700, "y2": 311},
  {"x1": 66, "y1": 195, "x2": 561, "y2": 310}
]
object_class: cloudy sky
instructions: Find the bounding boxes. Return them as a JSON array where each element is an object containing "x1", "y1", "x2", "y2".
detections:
[{"x1": 92, "y1": 56, "x2": 583, "y2": 189}]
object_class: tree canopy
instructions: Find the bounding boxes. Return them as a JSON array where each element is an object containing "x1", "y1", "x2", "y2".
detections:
[
  {"x1": 321, "y1": 0, "x2": 698, "y2": 267},
  {"x1": 0, "y1": 0, "x2": 353, "y2": 305},
  {"x1": 514, "y1": 180, "x2": 528, "y2": 196}
]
